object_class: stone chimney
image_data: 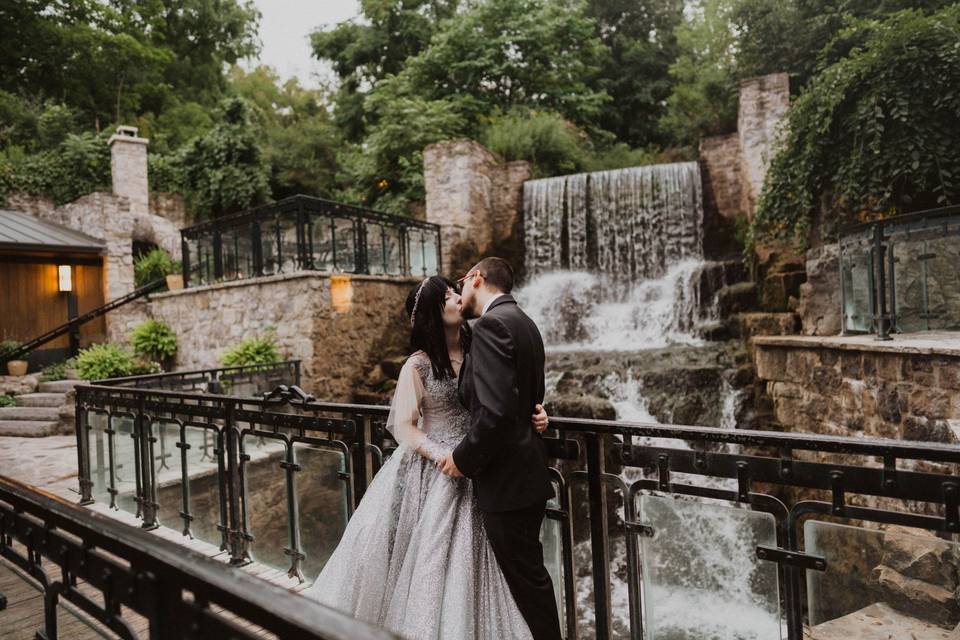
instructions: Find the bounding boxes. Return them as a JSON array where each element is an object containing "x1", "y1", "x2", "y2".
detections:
[{"x1": 108, "y1": 125, "x2": 150, "y2": 213}]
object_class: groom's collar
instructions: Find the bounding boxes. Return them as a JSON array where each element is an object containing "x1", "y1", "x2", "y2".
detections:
[{"x1": 481, "y1": 293, "x2": 514, "y2": 316}]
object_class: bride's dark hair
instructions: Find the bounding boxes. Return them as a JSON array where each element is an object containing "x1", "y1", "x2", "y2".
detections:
[{"x1": 405, "y1": 276, "x2": 470, "y2": 380}]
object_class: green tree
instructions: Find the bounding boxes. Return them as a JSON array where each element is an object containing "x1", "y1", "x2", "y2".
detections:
[
  {"x1": 660, "y1": 0, "x2": 739, "y2": 145},
  {"x1": 753, "y1": 6, "x2": 960, "y2": 245},
  {"x1": 178, "y1": 97, "x2": 270, "y2": 218},
  {"x1": 311, "y1": 0, "x2": 462, "y2": 141}
]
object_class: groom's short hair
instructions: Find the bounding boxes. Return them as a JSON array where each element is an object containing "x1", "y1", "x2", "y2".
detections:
[{"x1": 476, "y1": 257, "x2": 514, "y2": 293}]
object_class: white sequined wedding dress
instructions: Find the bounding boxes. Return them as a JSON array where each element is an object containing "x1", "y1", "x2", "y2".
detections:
[{"x1": 303, "y1": 351, "x2": 534, "y2": 640}]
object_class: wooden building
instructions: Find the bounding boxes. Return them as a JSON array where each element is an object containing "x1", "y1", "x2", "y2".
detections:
[{"x1": 0, "y1": 209, "x2": 107, "y2": 370}]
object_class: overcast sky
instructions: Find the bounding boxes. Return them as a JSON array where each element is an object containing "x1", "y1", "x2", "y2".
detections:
[{"x1": 247, "y1": 0, "x2": 360, "y2": 87}]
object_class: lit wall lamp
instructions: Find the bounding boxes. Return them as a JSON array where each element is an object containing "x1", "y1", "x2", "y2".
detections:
[{"x1": 58, "y1": 265, "x2": 73, "y2": 292}]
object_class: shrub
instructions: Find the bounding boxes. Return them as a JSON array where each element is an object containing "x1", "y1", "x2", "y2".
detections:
[
  {"x1": 134, "y1": 248, "x2": 181, "y2": 289},
  {"x1": 40, "y1": 358, "x2": 74, "y2": 382},
  {"x1": 0, "y1": 395, "x2": 15, "y2": 408},
  {"x1": 131, "y1": 319, "x2": 178, "y2": 363},
  {"x1": 74, "y1": 344, "x2": 137, "y2": 380},
  {"x1": 481, "y1": 109, "x2": 589, "y2": 178},
  {"x1": 220, "y1": 331, "x2": 281, "y2": 367},
  {"x1": 753, "y1": 6, "x2": 960, "y2": 246},
  {"x1": 0, "y1": 339, "x2": 22, "y2": 356}
]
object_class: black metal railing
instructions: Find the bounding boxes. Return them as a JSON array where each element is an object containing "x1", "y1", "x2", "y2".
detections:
[
  {"x1": 179, "y1": 195, "x2": 442, "y2": 288},
  {"x1": 71, "y1": 381, "x2": 960, "y2": 640},
  {"x1": 97, "y1": 360, "x2": 301, "y2": 395},
  {"x1": 0, "y1": 475, "x2": 396, "y2": 640},
  {"x1": 839, "y1": 204, "x2": 960, "y2": 339}
]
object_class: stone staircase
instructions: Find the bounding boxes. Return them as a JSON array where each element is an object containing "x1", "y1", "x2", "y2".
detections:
[{"x1": 0, "y1": 379, "x2": 78, "y2": 437}]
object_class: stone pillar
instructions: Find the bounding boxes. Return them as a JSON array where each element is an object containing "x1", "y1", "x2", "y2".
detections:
[
  {"x1": 423, "y1": 139, "x2": 531, "y2": 277},
  {"x1": 737, "y1": 73, "x2": 790, "y2": 219},
  {"x1": 108, "y1": 125, "x2": 150, "y2": 215}
]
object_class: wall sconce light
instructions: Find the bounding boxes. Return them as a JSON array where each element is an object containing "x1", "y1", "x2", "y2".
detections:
[
  {"x1": 58, "y1": 265, "x2": 73, "y2": 292},
  {"x1": 330, "y1": 274, "x2": 353, "y2": 313}
]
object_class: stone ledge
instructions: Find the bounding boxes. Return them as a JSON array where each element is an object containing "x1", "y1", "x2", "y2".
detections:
[
  {"x1": 753, "y1": 331, "x2": 960, "y2": 357},
  {"x1": 150, "y1": 270, "x2": 422, "y2": 299}
]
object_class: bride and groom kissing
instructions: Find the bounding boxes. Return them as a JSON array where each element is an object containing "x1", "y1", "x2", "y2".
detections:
[{"x1": 304, "y1": 256, "x2": 563, "y2": 640}]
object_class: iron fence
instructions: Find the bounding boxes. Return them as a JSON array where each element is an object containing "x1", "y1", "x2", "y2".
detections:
[
  {"x1": 0, "y1": 475, "x2": 396, "y2": 640},
  {"x1": 97, "y1": 360, "x2": 301, "y2": 395},
  {"x1": 839, "y1": 204, "x2": 960, "y2": 338},
  {"x1": 179, "y1": 195, "x2": 442, "y2": 288},
  {"x1": 69, "y1": 380, "x2": 960, "y2": 640}
]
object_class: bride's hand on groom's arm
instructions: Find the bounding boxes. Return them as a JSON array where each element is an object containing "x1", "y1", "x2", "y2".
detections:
[
  {"x1": 437, "y1": 453, "x2": 464, "y2": 477},
  {"x1": 532, "y1": 403, "x2": 549, "y2": 433}
]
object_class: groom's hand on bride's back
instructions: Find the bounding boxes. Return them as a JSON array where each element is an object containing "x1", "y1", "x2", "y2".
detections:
[{"x1": 437, "y1": 453, "x2": 464, "y2": 477}]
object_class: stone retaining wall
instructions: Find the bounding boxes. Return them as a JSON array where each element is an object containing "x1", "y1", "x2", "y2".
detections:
[
  {"x1": 754, "y1": 335, "x2": 960, "y2": 444},
  {"x1": 147, "y1": 272, "x2": 415, "y2": 401}
]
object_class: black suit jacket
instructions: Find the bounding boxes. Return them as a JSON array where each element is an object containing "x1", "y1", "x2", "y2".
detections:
[{"x1": 453, "y1": 295, "x2": 555, "y2": 512}]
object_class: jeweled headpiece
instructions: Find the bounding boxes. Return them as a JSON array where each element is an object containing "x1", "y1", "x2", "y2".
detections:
[{"x1": 409, "y1": 278, "x2": 429, "y2": 326}]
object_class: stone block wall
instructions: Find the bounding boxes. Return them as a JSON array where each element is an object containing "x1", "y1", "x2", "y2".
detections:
[
  {"x1": 423, "y1": 139, "x2": 531, "y2": 277},
  {"x1": 738, "y1": 73, "x2": 790, "y2": 219},
  {"x1": 754, "y1": 338, "x2": 960, "y2": 445},
  {"x1": 699, "y1": 133, "x2": 742, "y2": 221},
  {"x1": 147, "y1": 272, "x2": 415, "y2": 401}
]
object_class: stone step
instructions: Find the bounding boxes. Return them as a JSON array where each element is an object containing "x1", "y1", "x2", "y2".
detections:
[
  {"x1": 38, "y1": 380, "x2": 80, "y2": 393},
  {"x1": 0, "y1": 406, "x2": 60, "y2": 421},
  {"x1": 15, "y1": 393, "x2": 67, "y2": 407},
  {"x1": 0, "y1": 420, "x2": 60, "y2": 437}
]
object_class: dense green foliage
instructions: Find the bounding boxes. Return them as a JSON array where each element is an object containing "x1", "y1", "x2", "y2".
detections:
[
  {"x1": 74, "y1": 343, "x2": 159, "y2": 380},
  {"x1": 220, "y1": 331, "x2": 282, "y2": 367},
  {"x1": 2, "y1": 0, "x2": 957, "y2": 235},
  {"x1": 0, "y1": 340, "x2": 22, "y2": 356},
  {"x1": 131, "y1": 319, "x2": 178, "y2": 363},
  {"x1": 40, "y1": 359, "x2": 73, "y2": 382},
  {"x1": 133, "y1": 248, "x2": 181, "y2": 289},
  {"x1": 754, "y1": 6, "x2": 960, "y2": 244},
  {"x1": 0, "y1": 395, "x2": 15, "y2": 408}
]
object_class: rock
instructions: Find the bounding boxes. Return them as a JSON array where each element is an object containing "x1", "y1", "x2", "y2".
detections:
[
  {"x1": 761, "y1": 270, "x2": 807, "y2": 312},
  {"x1": 694, "y1": 320, "x2": 732, "y2": 341},
  {"x1": 798, "y1": 243, "x2": 842, "y2": 336},
  {"x1": 716, "y1": 282, "x2": 758, "y2": 316},
  {"x1": 364, "y1": 364, "x2": 387, "y2": 387},
  {"x1": 806, "y1": 602, "x2": 954, "y2": 640},
  {"x1": 546, "y1": 395, "x2": 617, "y2": 420},
  {"x1": 736, "y1": 312, "x2": 799, "y2": 340},
  {"x1": 873, "y1": 565, "x2": 959, "y2": 626},
  {"x1": 878, "y1": 527, "x2": 959, "y2": 588},
  {"x1": 0, "y1": 373, "x2": 41, "y2": 396}
]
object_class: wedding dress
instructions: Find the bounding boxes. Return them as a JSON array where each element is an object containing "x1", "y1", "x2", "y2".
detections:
[{"x1": 304, "y1": 351, "x2": 534, "y2": 640}]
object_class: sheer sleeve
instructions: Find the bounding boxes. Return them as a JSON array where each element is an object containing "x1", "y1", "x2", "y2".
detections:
[{"x1": 386, "y1": 355, "x2": 446, "y2": 461}]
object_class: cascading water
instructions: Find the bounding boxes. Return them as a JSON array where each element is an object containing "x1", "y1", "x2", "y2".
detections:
[{"x1": 519, "y1": 163, "x2": 775, "y2": 638}]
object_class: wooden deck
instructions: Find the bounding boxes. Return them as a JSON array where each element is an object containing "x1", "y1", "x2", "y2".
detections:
[{"x1": 0, "y1": 499, "x2": 312, "y2": 639}]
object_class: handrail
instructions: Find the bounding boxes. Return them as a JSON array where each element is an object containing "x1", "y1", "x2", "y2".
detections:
[
  {"x1": 93, "y1": 359, "x2": 302, "y2": 391},
  {"x1": 0, "y1": 278, "x2": 166, "y2": 364},
  {"x1": 0, "y1": 475, "x2": 397, "y2": 640},
  {"x1": 73, "y1": 383, "x2": 960, "y2": 640}
]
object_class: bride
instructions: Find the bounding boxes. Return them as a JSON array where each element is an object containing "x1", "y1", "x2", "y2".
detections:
[{"x1": 304, "y1": 275, "x2": 550, "y2": 639}]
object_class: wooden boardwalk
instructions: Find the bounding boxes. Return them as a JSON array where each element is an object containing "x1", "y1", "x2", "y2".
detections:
[{"x1": 0, "y1": 499, "x2": 312, "y2": 640}]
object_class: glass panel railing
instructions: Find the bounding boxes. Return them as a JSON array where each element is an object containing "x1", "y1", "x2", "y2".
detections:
[
  {"x1": 295, "y1": 443, "x2": 350, "y2": 580},
  {"x1": 541, "y1": 514, "x2": 566, "y2": 636},
  {"x1": 112, "y1": 414, "x2": 139, "y2": 515},
  {"x1": 805, "y1": 520, "x2": 959, "y2": 636},
  {"x1": 639, "y1": 494, "x2": 781, "y2": 640},
  {"x1": 841, "y1": 239, "x2": 874, "y2": 333},
  {"x1": 241, "y1": 434, "x2": 291, "y2": 572}
]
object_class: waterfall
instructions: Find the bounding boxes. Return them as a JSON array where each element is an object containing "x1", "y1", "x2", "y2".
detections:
[{"x1": 523, "y1": 162, "x2": 704, "y2": 280}]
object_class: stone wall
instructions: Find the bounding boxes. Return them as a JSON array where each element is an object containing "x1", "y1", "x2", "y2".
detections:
[
  {"x1": 423, "y1": 139, "x2": 531, "y2": 277},
  {"x1": 754, "y1": 336, "x2": 960, "y2": 445},
  {"x1": 797, "y1": 243, "x2": 842, "y2": 335},
  {"x1": 699, "y1": 133, "x2": 742, "y2": 221},
  {"x1": 147, "y1": 272, "x2": 415, "y2": 401},
  {"x1": 737, "y1": 73, "x2": 790, "y2": 219}
]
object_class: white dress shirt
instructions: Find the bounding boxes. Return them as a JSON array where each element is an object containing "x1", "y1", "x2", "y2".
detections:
[{"x1": 481, "y1": 293, "x2": 505, "y2": 316}]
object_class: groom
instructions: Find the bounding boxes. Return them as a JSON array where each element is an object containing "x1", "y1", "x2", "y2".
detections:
[{"x1": 438, "y1": 257, "x2": 562, "y2": 640}]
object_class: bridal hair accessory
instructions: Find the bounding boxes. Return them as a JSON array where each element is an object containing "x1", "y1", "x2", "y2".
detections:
[{"x1": 410, "y1": 278, "x2": 429, "y2": 326}]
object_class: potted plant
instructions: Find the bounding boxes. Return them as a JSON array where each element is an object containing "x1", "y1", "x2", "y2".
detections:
[
  {"x1": 134, "y1": 248, "x2": 184, "y2": 291},
  {"x1": 1, "y1": 339, "x2": 28, "y2": 376}
]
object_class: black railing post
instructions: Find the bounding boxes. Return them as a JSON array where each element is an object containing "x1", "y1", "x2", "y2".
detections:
[
  {"x1": 585, "y1": 432, "x2": 611, "y2": 640},
  {"x1": 138, "y1": 395, "x2": 159, "y2": 530},
  {"x1": 213, "y1": 225, "x2": 224, "y2": 281},
  {"x1": 296, "y1": 198, "x2": 308, "y2": 270},
  {"x1": 435, "y1": 228, "x2": 443, "y2": 276},
  {"x1": 252, "y1": 221, "x2": 263, "y2": 276},
  {"x1": 75, "y1": 399, "x2": 93, "y2": 505},
  {"x1": 874, "y1": 222, "x2": 891, "y2": 340},
  {"x1": 181, "y1": 234, "x2": 191, "y2": 288},
  {"x1": 356, "y1": 219, "x2": 369, "y2": 274},
  {"x1": 223, "y1": 400, "x2": 248, "y2": 565}
]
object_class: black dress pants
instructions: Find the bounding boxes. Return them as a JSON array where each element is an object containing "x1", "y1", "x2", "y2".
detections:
[{"x1": 482, "y1": 501, "x2": 563, "y2": 640}]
